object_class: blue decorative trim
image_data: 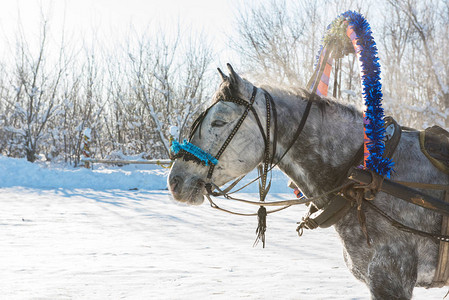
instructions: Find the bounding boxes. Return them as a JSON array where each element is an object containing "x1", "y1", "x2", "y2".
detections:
[
  {"x1": 340, "y1": 11, "x2": 394, "y2": 177},
  {"x1": 170, "y1": 139, "x2": 218, "y2": 166}
]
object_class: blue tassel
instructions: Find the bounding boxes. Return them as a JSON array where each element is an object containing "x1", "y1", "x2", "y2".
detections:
[{"x1": 170, "y1": 139, "x2": 218, "y2": 166}]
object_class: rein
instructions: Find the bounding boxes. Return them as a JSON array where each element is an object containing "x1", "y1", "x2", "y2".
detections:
[
  {"x1": 364, "y1": 200, "x2": 449, "y2": 243},
  {"x1": 206, "y1": 181, "x2": 354, "y2": 207}
]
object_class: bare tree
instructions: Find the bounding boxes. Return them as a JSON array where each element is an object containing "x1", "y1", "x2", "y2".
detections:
[
  {"x1": 233, "y1": 0, "x2": 373, "y2": 91},
  {"x1": 234, "y1": 0, "x2": 307, "y2": 85},
  {"x1": 10, "y1": 19, "x2": 67, "y2": 162},
  {"x1": 126, "y1": 28, "x2": 213, "y2": 158},
  {"x1": 381, "y1": 0, "x2": 449, "y2": 128}
]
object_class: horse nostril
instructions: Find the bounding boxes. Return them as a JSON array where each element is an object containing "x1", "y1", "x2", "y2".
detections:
[{"x1": 169, "y1": 175, "x2": 183, "y2": 193}]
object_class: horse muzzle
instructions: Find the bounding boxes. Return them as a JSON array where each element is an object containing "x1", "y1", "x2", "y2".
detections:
[{"x1": 168, "y1": 173, "x2": 206, "y2": 205}]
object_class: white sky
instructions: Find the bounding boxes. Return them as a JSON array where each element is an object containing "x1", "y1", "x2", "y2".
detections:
[{"x1": 0, "y1": 0, "x2": 246, "y2": 65}]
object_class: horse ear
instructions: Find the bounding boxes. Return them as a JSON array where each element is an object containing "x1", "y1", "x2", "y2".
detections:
[
  {"x1": 227, "y1": 63, "x2": 243, "y2": 87},
  {"x1": 217, "y1": 68, "x2": 228, "y2": 82}
]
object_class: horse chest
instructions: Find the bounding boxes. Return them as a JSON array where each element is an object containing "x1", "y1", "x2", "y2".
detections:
[
  {"x1": 334, "y1": 210, "x2": 374, "y2": 282},
  {"x1": 334, "y1": 203, "x2": 440, "y2": 287}
]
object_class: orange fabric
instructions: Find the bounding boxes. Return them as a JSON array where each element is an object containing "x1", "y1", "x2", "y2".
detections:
[
  {"x1": 324, "y1": 63, "x2": 332, "y2": 79},
  {"x1": 317, "y1": 81, "x2": 328, "y2": 96},
  {"x1": 348, "y1": 24, "x2": 369, "y2": 167},
  {"x1": 363, "y1": 113, "x2": 370, "y2": 167}
]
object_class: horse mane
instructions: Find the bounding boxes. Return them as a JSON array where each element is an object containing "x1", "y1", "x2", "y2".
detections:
[
  {"x1": 213, "y1": 78, "x2": 362, "y2": 121},
  {"x1": 261, "y1": 84, "x2": 362, "y2": 120}
]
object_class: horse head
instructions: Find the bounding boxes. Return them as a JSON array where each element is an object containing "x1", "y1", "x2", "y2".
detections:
[{"x1": 168, "y1": 64, "x2": 267, "y2": 205}]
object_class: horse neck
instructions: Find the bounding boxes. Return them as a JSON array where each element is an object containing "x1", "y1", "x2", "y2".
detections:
[{"x1": 272, "y1": 92, "x2": 364, "y2": 208}]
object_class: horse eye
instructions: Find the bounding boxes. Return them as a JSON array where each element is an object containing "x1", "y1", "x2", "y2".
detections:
[{"x1": 211, "y1": 120, "x2": 227, "y2": 127}]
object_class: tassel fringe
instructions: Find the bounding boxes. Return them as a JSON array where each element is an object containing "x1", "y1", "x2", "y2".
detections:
[{"x1": 254, "y1": 206, "x2": 267, "y2": 248}]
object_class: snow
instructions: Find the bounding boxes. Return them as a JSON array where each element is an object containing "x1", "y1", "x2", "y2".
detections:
[
  {"x1": 0, "y1": 156, "x2": 167, "y2": 190},
  {"x1": 169, "y1": 125, "x2": 179, "y2": 137},
  {"x1": 0, "y1": 155, "x2": 447, "y2": 299},
  {"x1": 4, "y1": 125, "x2": 26, "y2": 136}
]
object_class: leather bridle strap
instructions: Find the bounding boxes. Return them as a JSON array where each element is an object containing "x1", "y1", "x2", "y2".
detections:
[
  {"x1": 206, "y1": 89, "x2": 276, "y2": 199},
  {"x1": 265, "y1": 91, "x2": 277, "y2": 167},
  {"x1": 206, "y1": 86, "x2": 258, "y2": 184},
  {"x1": 206, "y1": 88, "x2": 276, "y2": 197},
  {"x1": 259, "y1": 91, "x2": 273, "y2": 201},
  {"x1": 272, "y1": 99, "x2": 313, "y2": 167},
  {"x1": 211, "y1": 92, "x2": 314, "y2": 197},
  {"x1": 269, "y1": 42, "x2": 333, "y2": 168}
]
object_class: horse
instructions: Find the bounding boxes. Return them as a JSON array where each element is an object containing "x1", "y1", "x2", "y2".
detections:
[{"x1": 168, "y1": 64, "x2": 446, "y2": 299}]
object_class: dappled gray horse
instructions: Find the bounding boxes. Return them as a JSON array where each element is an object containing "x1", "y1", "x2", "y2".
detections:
[{"x1": 168, "y1": 65, "x2": 446, "y2": 299}]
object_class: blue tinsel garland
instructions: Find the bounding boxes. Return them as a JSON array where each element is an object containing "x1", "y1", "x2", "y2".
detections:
[
  {"x1": 170, "y1": 139, "x2": 218, "y2": 166},
  {"x1": 315, "y1": 11, "x2": 394, "y2": 176},
  {"x1": 341, "y1": 11, "x2": 394, "y2": 176}
]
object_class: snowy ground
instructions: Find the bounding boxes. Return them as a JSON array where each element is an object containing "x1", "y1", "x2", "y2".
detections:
[{"x1": 0, "y1": 156, "x2": 447, "y2": 299}]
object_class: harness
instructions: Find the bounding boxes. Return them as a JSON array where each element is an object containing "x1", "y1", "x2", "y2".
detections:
[
  {"x1": 170, "y1": 10, "x2": 449, "y2": 288},
  {"x1": 296, "y1": 116, "x2": 401, "y2": 233}
]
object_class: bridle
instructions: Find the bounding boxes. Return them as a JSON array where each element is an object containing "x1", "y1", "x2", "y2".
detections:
[
  {"x1": 171, "y1": 44, "x2": 334, "y2": 200},
  {"x1": 170, "y1": 50, "x2": 333, "y2": 247},
  {"x1": 171, "y1": 83, "x2": 317, "y2": 246},
  {"x1": 172, "y1": 82, "x2": 317, "y2": 190},
  {"x1": 172, "y1": 86, "x2": 277, "y2": 197}
]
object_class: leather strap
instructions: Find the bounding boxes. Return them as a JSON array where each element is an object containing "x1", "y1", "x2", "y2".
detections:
[
  {"x1": 432, "y1": 188, "x2": 449, "y2": 287},
  {"x1": 419, "y1": 127, "x2": 449, "y2": 175},
  {"x1": 310, "y1": 195, "x2": 353, "y2": 228},
  {"x1": 206, "y1": 87, "x2": 258, "y2": 181},
  {"x1": 299, "y1": 116, "x2": 402, "y2": 229},
  {"x1": 303, "y1": 144, "x2": 364, "y2": 229}
]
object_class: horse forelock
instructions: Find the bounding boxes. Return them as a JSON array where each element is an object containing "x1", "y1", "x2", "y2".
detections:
[{"x1": 211, "y1": 80, "x2": 239, "y2": 105}]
